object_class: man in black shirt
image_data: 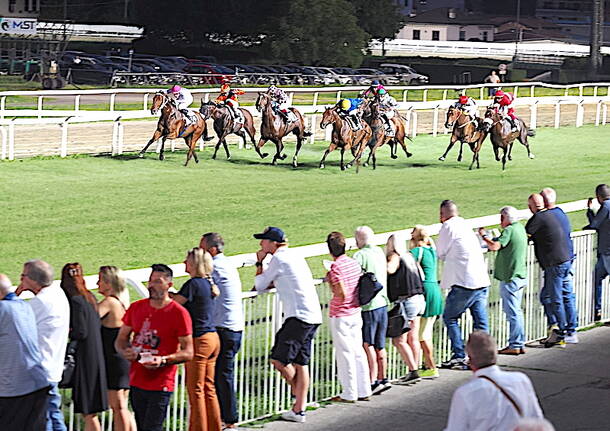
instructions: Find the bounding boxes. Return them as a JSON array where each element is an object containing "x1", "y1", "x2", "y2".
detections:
[{"x1": 525, "y1": 194, "x2": 572, "y2": 347}]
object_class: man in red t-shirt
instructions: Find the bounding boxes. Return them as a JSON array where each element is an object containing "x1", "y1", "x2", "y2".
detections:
[{"x1": 116, "y1": 264, "x2": 193, "y2": 431}]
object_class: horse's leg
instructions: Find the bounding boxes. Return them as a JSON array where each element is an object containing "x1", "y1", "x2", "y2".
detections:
[
  {"x1": 340, "y1": 147, "x2": 346, "y2": 171},
  {"x1": 254, "y1": 137, "x2": 269, "y2": 159},
  {"x1": 236, "y1": 130, "x2": 248, "y2": 152},
  {"x1": 222, "y1": 138, "x2": 231, "y2": 160},
  {"x1": 508, "y1": 142, "x2": 514, "y2": 161},
  {"x1": 184, "y1": 136, "x2": 195, "y2": 167},
  {"x1": 271, "y1": 139, "x2": 283, "y2": 165},
  {"x1": 292, "y1": 137, "x2": 303, "y2": 168},
  {"x1": 139, "y1": 128, "x2": 163, "y2": 158},
  {"x1": 319, "y1": 143, "x2": 337, "y2": 169},
  {"x1": 518, "y1": 131, "x2": 535, "y2": 159},
  {"x1": 245, "y1": 121, "x2": 256, "y2": 149},
  {"x1": 458, "y1": 141, "x2": 464, "y2": 162},
  {"x1": 501, "y1": 147, "x2": 507, "y2": 170},
  {"x1": 493, "y1": 141, "x2": 500, "y2": 161},
  {"x1": 396, "y1": 133, "x2": 412, "y2": 158},
  {"x1": 439, "y1": 135, "x2": 458, "y2": 161},
  {"x1": 159, "y1": 136, "x2": 167, "y2": 161},
  {"x1": 212, "y1": 135, "x2": 224, "y2": 160}
]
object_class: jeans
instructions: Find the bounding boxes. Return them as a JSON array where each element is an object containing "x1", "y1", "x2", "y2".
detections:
[
  {"x1": 46, "y1": 383, "x2": 66, "y2": 431},
  {"x1": 442, "y1": 286, "x2": 489, "y2": 359},
  {"x1": 544, "y1": 261, "x2": 578, "y2": 334},
  {"x1": 215, "y1": 328, "x2": 242, "y2": 425},
  {"x1": 130, "y1": 387, "x2": 172, "y2": 431},
  {"x1": 500, "y1": 278, "x2": 526, "y2": 348},
  {"x1": 594, "y1": 254, "x2": 610, "y2": 312}
]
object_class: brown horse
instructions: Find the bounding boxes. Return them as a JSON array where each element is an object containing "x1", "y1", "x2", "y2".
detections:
[
  {"x1": 139, "y1": 91, "x2": 208, "y2": 166},
  {"x1": 254, "y1": 92, "x2": 311, "y2": 167},
  {"x1": 439, "y1": 106, "x2": 487, "y2": 170},
  {"x1": 318, "y1": 107, "x2": 372, "y2": 170},
  {"x1": 363, "y1": 101, "x2": 412, "y2": 169},
  {"x1": 199, "y1": 101, "x2": 256, "y2": 160},
  {"x1": 482, "y1": 106, "x2": 535, "y2": 170}
]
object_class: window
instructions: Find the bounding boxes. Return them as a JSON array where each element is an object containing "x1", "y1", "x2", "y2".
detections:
[
  {"x1": 482, "y1": 31, "x2": 488, "y2": 41},
  {"x1": 413, "y1": 30, "x2": 421, "y2": 40},
  {"x1": 459, "y1": 31, "x2": 466, "y2": 41},
  {"x1": 432, "y1": 30, "x2": 440, "y2": 41},
  {"x1": 9, "y1": 0, "x2": 16, "y2": 12}
]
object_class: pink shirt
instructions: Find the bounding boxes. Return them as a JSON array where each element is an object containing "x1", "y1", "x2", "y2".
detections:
[{"x1": 328, "y1": 255, "x2": 361, "y2": 317}]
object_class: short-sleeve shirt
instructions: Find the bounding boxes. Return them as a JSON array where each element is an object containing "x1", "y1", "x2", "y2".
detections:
[
  {"x1": 177, "y1": 277, "x2": 217, "y2": 337},
  {"x1": 354, "y1": 245, "x2": 389, "y2": 311},
  {"x1": 123, "y1": 299, "x2": 192, "y2": 392},
  {"x1": 327, "y1": 255, "x2": 361, "y2": 318},
  {"x1": 525, "y1": 210, "x2": 571, "y2": 269},
  {"x1": 494, "y1": 222, "x2": 528, "y2": 282},
  {"x1": 211, "y1": 253, "x2": 245, "y2": 331}
]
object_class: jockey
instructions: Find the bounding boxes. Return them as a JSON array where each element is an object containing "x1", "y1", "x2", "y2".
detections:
[
  {"x1": 493, "y1": 90, "x2": 518, "y2": 131},
  {"x1": 216, "y1": 82, "x2": 246, "y2": 122},
  {"x1": 167, "y1": 84, "x2": 194, "y2": 123},
  {"x1": 267, "y1": 84, "x2": 291, "y2": 121},
  {"x1": 377, "y1": 88, "x2": 398, "y2": 134},
  {"x1": 453, "y1": 94, "x2": 480, "y2": 128},
  {"x1": 360, "y1": 80, "x2": 385, "y2": 99},
  {"x1": 337, "y1": 97, "x2": 365, "y2": 130}
]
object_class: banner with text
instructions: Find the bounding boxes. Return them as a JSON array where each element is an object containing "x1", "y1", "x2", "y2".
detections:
[{"x1": 0, "y1": 17, "x2": 37, "y2": 35}]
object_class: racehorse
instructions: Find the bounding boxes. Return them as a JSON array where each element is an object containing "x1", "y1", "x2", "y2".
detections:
[
  {"x1": 363, "y1": 100, "x2": 412, "y2": 169},
  {"x1": 199, "y1": 101, "x2": 257, "y2": 160},
  {"x1": 138, "y1": 91, "x2": 208, "y2": 166},
  {"x1": 438, "y1": 105, "x2": 487, "y2": 170},
  {"x1": 318, "y1": 106, "x2": 372, "y2": 170},
  {"x1": 254, "y1": 92, "x2": 311, "y2": 167},
  {"x1": 482, "y1": 106, "x2": 535, "y2": 170}
]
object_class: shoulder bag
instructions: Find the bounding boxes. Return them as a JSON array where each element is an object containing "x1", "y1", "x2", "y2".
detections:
[{"x1": 58, "y1": 340, "x2": 79, "y2": 389}]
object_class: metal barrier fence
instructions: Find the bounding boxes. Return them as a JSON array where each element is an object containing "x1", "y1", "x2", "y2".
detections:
[{"x1": 58, "y1": 216, "x2": 610, "y2": 429}]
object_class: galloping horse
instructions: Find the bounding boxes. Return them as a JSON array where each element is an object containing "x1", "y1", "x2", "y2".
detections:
[
  {"x1": 318, "y1": 107, "x2": 372, "y2": 170},
  {"x1": 254, "y1": 92, "x2": 311, "y2": 167},
  {"x1": 363, "y1": 101, "x2": 412, "y2": 169},
  {"x1": 139, "y1": 91, "x2": 208, "y2": 166},
  {"x1": 438, "y1": 105, "x2": 487, "y2": 170},
  {"x1": 482, "y1": 106, "x2": 535, "y2": 170},
  {"x1": 199, "y1": 101, "x2": 256, "y2": 160}
]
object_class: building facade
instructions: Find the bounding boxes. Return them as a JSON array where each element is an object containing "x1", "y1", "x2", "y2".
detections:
[{"x1": 396, "y1": 0, "x2": 465, "y2": 16}]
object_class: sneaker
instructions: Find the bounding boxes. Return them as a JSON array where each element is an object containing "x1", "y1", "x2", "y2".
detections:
[
  {"x1": 440, "y1": 357, "x2": 469, "y2": 370},
  {"x1": 398, "y1": 370, "x2": 421, "y2": 385},
  {"x1": 419, "y1": 368, "x2": 440, "y2": 379},
  {"x1": 594, "y1": 310, "x2": 602, "y2": 322},
  {"x1": 281, "y1": 410, "x2": 306, "y2": 423},
  {"x1": 372, "y1": 380, "x2": 391, "y2": 395},
  {"x1": 543, "y1": 329, "x2": 566, "y2": 348},
  {"x1": 564, "y1": 332, "x2": 579, "y2": 344}
]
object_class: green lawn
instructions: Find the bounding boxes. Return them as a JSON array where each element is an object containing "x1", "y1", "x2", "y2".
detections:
[{"x1": 1, "y1": 125, "x2": 608, "y2": 289}]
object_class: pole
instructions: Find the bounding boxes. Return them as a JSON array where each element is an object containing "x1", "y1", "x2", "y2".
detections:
[{"x1": 590, "y1": 0, "x2": 602, "y2": 76}]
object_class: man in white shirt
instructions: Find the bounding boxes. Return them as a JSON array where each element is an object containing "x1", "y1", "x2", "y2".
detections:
[
  {"x1": 437, "y1": 200, "x2": 490, "y2": 369},
  {"x1": 16, "y1": 259, "x2": 70, "y2": 431},
  {"x1": 253, "y1": 227, "x2": 323, "y2": 424},
  {"x1": 445, "y1": 331, "x2": 545, "y2": 431}
]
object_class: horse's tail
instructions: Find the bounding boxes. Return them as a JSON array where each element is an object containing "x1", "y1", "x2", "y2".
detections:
[{"x1": 527, "y1": 129, "x2": 536, "y2": 137}]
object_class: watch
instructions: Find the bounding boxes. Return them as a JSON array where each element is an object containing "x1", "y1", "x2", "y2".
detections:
[
  {"x1": 161, "y1": 356, "x2": 168, "y2": 366},
  {"x1": 255, "y1": 261, "x2": 263, "y2": 268}
]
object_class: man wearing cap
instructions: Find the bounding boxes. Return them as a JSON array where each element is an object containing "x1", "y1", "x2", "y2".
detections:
[{"x1": 253, "y1": 227, "x2": 323, "y2": 424}]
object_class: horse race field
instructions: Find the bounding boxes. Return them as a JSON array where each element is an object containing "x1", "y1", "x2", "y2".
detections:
[{"x1": 1, "y1": 124, "x2": 608, "y2": 287}]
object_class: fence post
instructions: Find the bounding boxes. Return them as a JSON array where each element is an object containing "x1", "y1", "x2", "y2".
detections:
[
  {"x1": 313, "y1": 92, "x2": 319, "y2": 107},
  {"x1": 423, "y1": 89, "x2": 428, "y2": 102},
  {"x1": 578, "y1": 85, "x2": 583, "y2": 97},
  {"x1": 564, "y1": 87, "x2": 569, "y2": 97},
  {"x1": 60, "y1": 117, "x2": 70, "y2": 157},
  {"x1": 554, "y1": 102, "x2": 561, "y2": 128},
  {"x1": 432, "y1": 105, "x2": 439, "y2": 137},
  {"x1": 1, "y1": 96, "x2": 6, "y2": 120},
  {"x1": 529, "y1": 100, "x2": 538, "y2": 130},
  {"x1": 8, "y1": 120, "x2": 15, "y2": 160},
  {"x1": 336, "y1": 91, "x2": 341, "y2": 103},
  {"x1": 593, "y1": 86, "x2": 598, "y2": 97},
  {"x1": 402, "y1": 90, "x2": 407, "y2": 103},
  {"x1": 309, "y1": 114, "x2": 317, "y2": 144},
  {"x1": 143, "y1": 93, "x2": 149, "y2": 111},
  {"x1": 411, "y1": 110, "x2": 418, "y2": 138},
  {"x1": 513, "y1": 85, "x2": 518, "y2": 97},
  {"x1": 595, "y1": 100, "x2": 602, "y2": 126},
  {"x1": 111, "y1": 119, "x2": 118, "y2": 155},
  {"x1": 37, "y1": 96, "x2": 43, "y2": 119},
  {"x1": 479, "y1": 86, "x2": 484, "y2": 100},
  {"x1": 530, "y1": 85, "x2": 535, "y2": 98},
  {"x1": 442, "y1": 89, "x2": 447, "y2": 101},
  {"x1": 288, "y1": 92, "x2": 295, "y2": 106},
  {"x1": 0, "y1": 126, "x2": 6, "y2": 159},
  {"x1": 109, "y1": 94, "x2": 116, "y2": 112},
  {"x1": 603, "y1": 103, "x2": 608, "y2": 125},
  {"x1": 118, "y1": 120, "x2": 124, "y2": 155},
  {"x1": 576, "y1": 100, "x2": 584, "y2": 127},
  {"x1": 74, "y1": 95, "x2": 80, "y2": 112}
]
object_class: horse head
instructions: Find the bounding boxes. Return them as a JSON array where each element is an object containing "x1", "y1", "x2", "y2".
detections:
[
  {"x1": 482, "y1": 106, "x2": 501, "y2": 132},
  {"x1": 320, "y1": 106, "x2": 338, "y2": 129},
  {"x1": 150, "y1": 91, "x2": 170, "y2": 115},
  {"x1": 199, "y1": 100, "x2": 216, "y2": 119},
  {"x1": 255, "y1": 92, "x2": 270, "y2": 112},
  {"x1": 445, "y1": 106, "x2": 462, "y2": 129}
]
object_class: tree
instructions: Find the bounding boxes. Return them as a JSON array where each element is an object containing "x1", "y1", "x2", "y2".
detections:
[
  {"x1": 267, "y1": 0, "x2": 369, "y2": 67},
  {"x1": 349, "y1": 0, "x2": 404, "y2": 41}
]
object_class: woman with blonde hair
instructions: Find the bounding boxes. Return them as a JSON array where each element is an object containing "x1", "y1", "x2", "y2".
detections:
[
  {"x1": 97, "y1": 265, "x2": 134, "y2": 431},
  {"x1": 173, "y1": 248, "x2": 222, "y2": 431},
  {"x1": 410, "y1": 226, "x2": 443, "y2": 379},
  {"x1": 386, "y1": 234, "x2": 425, "y2": 385}
]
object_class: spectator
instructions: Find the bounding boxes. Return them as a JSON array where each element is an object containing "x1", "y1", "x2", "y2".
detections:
[
  {"x1": 17, "y1": 259, "x2": 70, "y2": 431},
  {"x1": 437, "y1": 200, "x2": 490, "y2": 369},
  {"x1": 325, "y1": 231, "x2": 371, "y2": 403},
  {"x1": 479, "y1": 206, "x2": 528, "y2": 355},
  {"x1": 253, "y1": 227, "x2": 323, "y2": 423},
  {"x1": 540, "y1": 187, "x2": 578, "y2": 343},
  {"x1": 0, "y1": 273, "x2": 50, "y2": 431},
  {"x1": 116, "y1": 264, "x2": 194, "y2": 431},
  {"x1": 353, "y1": 226, "x2": 391, "y2": 394},
  {"x1": 584, "y1": 184, "x2": 610, "y2": 322},
  {"x1": 97, "y1": 266, "x2": 134, "y2": 431},
  {"x1": 201, "y1": 232, "x2": 245, "y2": 430},
  {"x1": 386, "y1": 233, "x2": 425, "y2": 385},
  {"x1": 60, "y1": 263, "x2": 109, "y2": 431},
  {"x1": 484, "y1": 70, "x2": 501, "y2": 97},
  {"x1": 525, "y1": 194, "x2": 573, "y2": 348},
  {"x1": 173, "y1": 248, "x2": 222, "y2": 431},
  {"x1": 409, "y1": 225, "x2": 443, "y2": 378},
  {"x1": 444, "y1": 331, "x2": 544, "y2": 431}
]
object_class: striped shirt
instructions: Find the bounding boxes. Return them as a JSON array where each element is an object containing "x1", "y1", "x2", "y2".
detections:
[{"x1": 328, "y1": 255, "x2": 362, "y2": 317}]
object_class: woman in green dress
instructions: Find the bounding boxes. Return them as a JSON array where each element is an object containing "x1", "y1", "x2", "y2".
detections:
[{"x1": 410, "y1": 225, "x2": 443, "y2": 378}]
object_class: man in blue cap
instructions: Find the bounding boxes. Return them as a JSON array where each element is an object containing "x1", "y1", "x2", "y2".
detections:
[{"x1": 253, "y1": 227, "x2": 323, "y2": 424}]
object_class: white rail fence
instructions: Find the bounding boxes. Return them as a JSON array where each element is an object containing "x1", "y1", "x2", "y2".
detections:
[{"x1": 52, "y1": 199, "x2": 610, "y2": 430}]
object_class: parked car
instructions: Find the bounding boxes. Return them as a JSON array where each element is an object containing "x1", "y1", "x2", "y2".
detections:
[
  {"x1": 314, "y1": 67, "x2": 351, "y2": 85},
  {"x1": 379, "y1": 63, "x2": 429, "y2": 85},
  {"x1": 353, "y1": 68, "x2": 400, "y2": 86}
]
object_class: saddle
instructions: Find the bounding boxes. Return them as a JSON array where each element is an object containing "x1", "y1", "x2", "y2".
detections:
[
  {"x1": 502, "y1": 118, "x2": 520, "y2": 134},
  {"x1": 227, "y1": 106, "x2": 244, "y2": 125},
  {"x1": 344, "y1": 115, "x2": 363, "y2": 132}
]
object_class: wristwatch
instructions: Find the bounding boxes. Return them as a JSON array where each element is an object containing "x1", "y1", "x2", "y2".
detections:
[
  {"x1": 160, "y1": 356, "x2": 168, "y2": 366},
  {"x1": 255, "y1": 261, "x2": 263, "y2": 268}
]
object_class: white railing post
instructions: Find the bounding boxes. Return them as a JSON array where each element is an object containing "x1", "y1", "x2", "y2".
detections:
[
  {"x1": 111, "y1": 119, "x2": 118, "y2": 155},
  {"x1": 411, "y1": 110, "x2": 418, "y2": 138},
  {"x1": 0, "y1": 96, "x2": 6, "y2": 120},
  {"x1": 442, "y1": 89, "x2": 447, "y2": 100},
  {"x1": 324, "y1": 123, "x2": 332, "y2": 142},
  {"x1": 513, "y1": 85, "x2": 518, "y2": 96},
  {"x1": 554, "y1": 101, "x2": 561, "y2": 128},
  {"x1": 595, "y1": 100, "x2": 602, "y2": 126},
  {"x1": 109, "y1": 93, "x2": 116, "y2": 112},
  {"x1": 74, "y1": 95, "x2": 80, "y2": 112},
  {"x1": 479, "y1": 86, "x2": 484, "y2": 100},
  {"x1": 579, "y1": 85, "x2": 583, "y2": 97},
  {"x1": 423, "y1": 89, "x2": 428, "y2": 102},
  {"x1": 530, "y1": 85, "x2": 535, "y2": 98},
  {"x1": 60, "y1": 117, "x2": 70, "y2": 157},
  {"x1": 118, "y1": 117, "x2": 124, "y2": 155},
  {"x1": 312, "y1": 92, "x2": 319, "y2": 107},
  {"x1": 37, "y1": 96, "x2": 43, "y2": 119},
  {"x1": 0, "y1": 126, "x2": 6, "y2": 160},
  {"x1": 603, "y1": 103, "x2": 608, "y2": 125},
  {"x1": 143, "y1": 93, "x2": 149, "y2": 111},
  {"x1": 529, "y1": 100, "x2": 538, "y2": 130},
  {"x1": 576, "y1": 100, "x2": 584, "y2": 127},
  {"x1": 402, "y1": 90, "x2": 407, "y2": 103},
  {"x1": 335, "y1": 91, "x2": 341, "y2": 103},
  {"x1": 309, "y1": 114, "x2": 317, "y2": 144},
  {"x1": 8, "y1": 119, "x2": 15, "y2": 160},
  {"x1": 432, "y1": 105, "x2": 439, "y2": 137},
  {"x1": 593, "y1": 86, "x2": 598, "y2": 97}
]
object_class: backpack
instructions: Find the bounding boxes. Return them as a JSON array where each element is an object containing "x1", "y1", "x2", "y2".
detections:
[{"x1": 358, "y1": 271, "x2": 384, "y2": 306}]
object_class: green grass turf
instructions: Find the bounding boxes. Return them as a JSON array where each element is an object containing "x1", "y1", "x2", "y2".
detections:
[{"x1": 1, "y1": 125, "x2": 608, "y2": 291}]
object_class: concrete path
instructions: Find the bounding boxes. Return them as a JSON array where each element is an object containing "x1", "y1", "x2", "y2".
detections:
[{"x1": 250, "y1": 326, "x2": 610, "y2": 431}]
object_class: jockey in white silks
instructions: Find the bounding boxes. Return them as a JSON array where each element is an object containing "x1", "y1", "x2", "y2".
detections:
[
  {"x1": 452, "y1": 94, "x2": 480, "y2": 128},
  {"x1": 377, "y1": 88, "x2": 398, "y2": 135},
  {"x1": 167, "y1": 85, "x2": 195, "y2": 124}
]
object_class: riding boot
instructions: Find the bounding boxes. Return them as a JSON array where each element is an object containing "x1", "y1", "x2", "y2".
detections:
[
  {"x1": 349, "y1": 115, "x2": 361, "y2": 131},
  {"x1": 509, "y1": 118, "x2": 518, "y2": 132},
  {"x1": 180, "y1": 109, "x2": 192, "y2": 125}
]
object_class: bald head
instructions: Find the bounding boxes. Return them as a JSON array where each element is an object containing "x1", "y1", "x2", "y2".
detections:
[
  {"x1": 528, "y1": 193, "x2": 544, "y2": 214},
  {"x1": 466, "y1": 330, "x2": 497, "y2": 370},
  {"x1": 440, "y1": 200, "x2": 459, "y2": 222},
  {"x1": 540, "y1": 187, "x2": 557, "y2": 209},
  {"x1": 595, "y1": 184, "x2": 610, "y2": 202},
  {"x1": 0, "y1": 274, "x2": 13, "y2": 299}
]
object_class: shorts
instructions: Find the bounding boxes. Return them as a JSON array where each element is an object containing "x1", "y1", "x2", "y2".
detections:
[
  {"x1": 362, "y1": 306, "x2": 388, "y2": 350},
  {"x1": 271, "y1": 317, "x2": 319, "y2": 366},
  {"x1": 397, "y1": 294, "x2": 426, "y2": 321},
  {"x1": 419, "y1": 316, "x2": 437, "y2": 342}
]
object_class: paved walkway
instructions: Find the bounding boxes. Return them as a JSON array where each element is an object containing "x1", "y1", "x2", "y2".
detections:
[{"x1": 250, "y1": 326, "x2": 610, "y2": 431}]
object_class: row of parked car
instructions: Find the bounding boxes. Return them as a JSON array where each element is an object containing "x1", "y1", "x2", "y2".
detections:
[{"x1": 59, "y1": 50, "x2": 430, "y2": 86}]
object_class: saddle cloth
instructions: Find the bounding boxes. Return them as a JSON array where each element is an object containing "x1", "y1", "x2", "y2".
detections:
[{"x1": 502, "y1": 119, "x2": 520, "y2": 134}]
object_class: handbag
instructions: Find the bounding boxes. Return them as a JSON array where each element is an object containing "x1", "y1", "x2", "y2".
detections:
[
  {"x1": 357, "y1": 271, "x2": 384, "y2": 306},
  {"x1": 59, "y1": 340, "x2": 78, "y2": 389},
  {"x1": 387, "y1": 303, "x2": 410, "y2": 338}
]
